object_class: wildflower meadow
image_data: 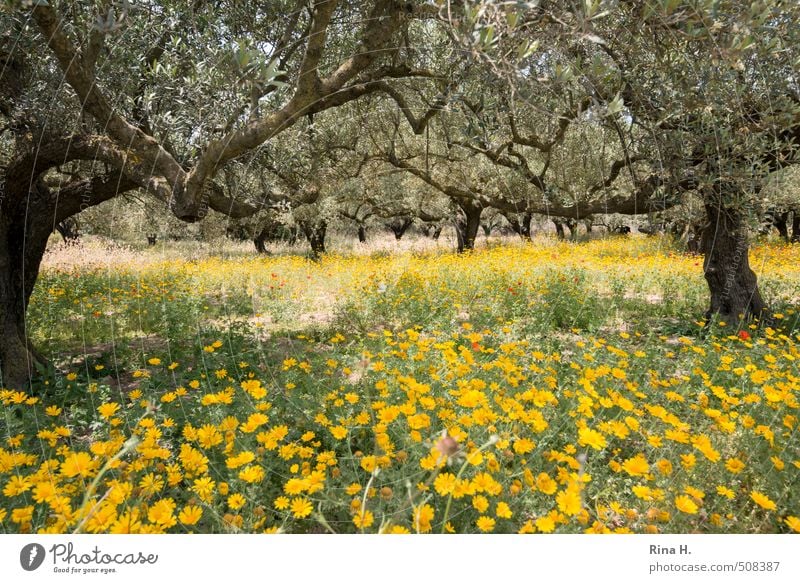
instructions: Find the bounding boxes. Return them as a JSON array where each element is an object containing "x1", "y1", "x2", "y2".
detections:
[{"x1": 2, "y1": 235, "x2": 798, "y2": 535}]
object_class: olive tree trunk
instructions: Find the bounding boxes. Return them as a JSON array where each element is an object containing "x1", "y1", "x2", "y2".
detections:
[
  {"x1": 701, "y1": 202, "x2": 768, "y2": 325},
  {"x1": 455, "y1": 202, "x2": 482, "y2": 253},
  {"x1": 0, "y1": 216, "x2": 50, "y2": 390},
  {"x1": 300, "y1": 220, "x2": 327, "y2": 257},
  {"x1": 553, "y1": 220, "x2": 565, "y2": 239},
  {"x1": 510, "y1": 212, "x2": 533, "y2": 240}
]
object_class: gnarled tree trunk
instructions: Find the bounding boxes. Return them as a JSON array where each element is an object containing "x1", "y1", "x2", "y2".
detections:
[
  {"x1": 553, "y1": 220, "x2": 565, "y2": 239},
  {"x1": 701, "y1": 202, "x2": 768, "y2": 325},
  {"x1": 564, "y1": 218, "x2": 578, "y2": 241},
  {"x1": 0, "y1": 146, "x2": 136, "y2": 392},
  {"x1": 387, "y1": 218, "x2": 413, "y2": 241},
  {"x1": 0, "y1": 210, "x2": 53, "y2": 390},
  {"x1": 254, "y1": 227, "x2": 269, "y2": 254},
  {"x1": 55, "y1": 217, "x2": 80, "y2": 242},
  {"x1": 455, "y1": 202, "x2": 482, "y2": 253},
  {"x1": 300, "y1": 219, "x2": 327, "y2": 258},
  {"x1": 774, "y1": 211, "x2": 789, "y2": 241},
  {"x1": 506, "y1": 212, "x2": 533, "y2": 240}
]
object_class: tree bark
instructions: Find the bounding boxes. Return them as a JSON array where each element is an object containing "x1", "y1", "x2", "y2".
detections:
[
  {"x1": 0, "y1": 216, "x2": 50, "y2": 390},
  {"x1": 300, "y1": 220, "x2": 327, "y2": 257},
  {"x1": 455, "y1": 202, "x2": 482, "y2": 253},
  {"x1": 791, "y1": 210, "x2": 800, "y2": 243},
  {"x1": 56, "y1": 217, "x2": 80, "y2": 242},
  {"x1": 254, "y1": 228, "x2": 269, "y2": 254},
  {"x1": 505, "y1": 212, "x2": 533, "y2": 240},
  {"x1": 387, "y1": 218, "x2": 413, "y2": 241},
  {"x1": 564, "y1": 218, "x2": 578, "y2": 241},
  {"x1": 765, "y1": 210, "x2": 790, "y2": 241},
  {"x1": 0, "y1": 158, "x2": 136, "y2": 392},
  {"x1": 701, "y1": 202, "x2": 768, "y2": 325},
  {"x1": 553, "y1": 220, "x2": 565, "y2": 239}
]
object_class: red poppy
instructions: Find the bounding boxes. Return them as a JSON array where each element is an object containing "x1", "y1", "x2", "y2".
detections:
[{"x1": 738, "y1": 330, "x2": 751, "y2": 340}]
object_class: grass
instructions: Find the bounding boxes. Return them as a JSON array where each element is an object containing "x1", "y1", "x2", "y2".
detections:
[{"x1": 1, "y1": 233, "x2": 799, "y2": 533}]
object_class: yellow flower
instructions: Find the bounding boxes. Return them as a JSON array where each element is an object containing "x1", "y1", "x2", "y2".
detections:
[
  {"x1": 32, "y1": 481, "x2": 58, "y2": 504},
  {"x1": 495, "y1": 502, "x2": 513, "y2": 519},
  {"x1": 290, "y1": 497, "x2": 313, "y2": 519},
  {"x1": 191, "y1": 477, "x2": 216, "y2": 501},
  {"x1": 274, "y1": 496, "x2": 290, "y2": 510},
  {"x1": 345, "y1": 483, "x2": 362, "y2": 496},
  {"x1": 674, "y1": 495, "x2": 699, "y2": 515},
  {"x1": 535, "y1": 515, "x2": 555, "y2": 533},
  {"x1": 241, "y1": 379, "x2": 267, "y2": 399},
  {"x1": 472, "y1": 495, "x2": 489, "y2": 513},
  {"x1": 476, "y1": 516, "x2": 496, "y2": 532},
  {"x1": 109, "y1": 509, "x2": 142, "y2": 534},
  {"x1": 97, "y1": 402, "x2": 120, "y2": 419},
  {"x1": 785, "y1": 516, "x2": 800, "y2": 533},
  {"x1": 284, "y1": 478, "x2": 307, "y2": 495},
  {"x1": 60, "y1": 452, "x2": 95, "y2": 478},
  {"x1": 147, "y1": 498, "x2": 177, "y2": 528},
  {"x1": 360, "y1": 455, "x2": 377, "y2": 473},
  {"x1": 578, "y1": 427, "x2": 607, "y2": 450},
  {"x1": 228, "y1": 493, "x2": 247, "y2": 510},
  {"x1": 725, "y1": 458, "x2": 745, "y2": 473},
  {"x1": 238, "y1": 465, "x2": 265, "y2": 483},
  {"x1": 684, "y1": 486, "x2": 705, "y2": 501},
  {"x1": 196, "y1": 424, "x2": 223, "y2": 449},
  {"x1": 413, "y1": 504, "x2": 434, "y2": 533},
  {"x1": 632, "y1": 485, "x2": 654, "y2": 501},
  {"x1": 179, "y1": 505, "x2": 203, "y2": 526},
  {"x1": 147, "y1": 357, "x2": 162, "y2": 366},
  {"x1": 3, "y1": 475, "x2": 32, "y2": 497},
  {"x1": 45, "y1": 405, "x2": 62, "y2": 416},
  {"x1": 226, "y1": 451, "x2": 256, "y2": 469},
  {"x1": 556, "y1": 486, "x2": 582, "y2": 516},
  {"x1": 621, "y1": 454, "x2": 650, "y2": 477},
  {"x1": 138, "y1": 473, "x2": 165, "y2": 497},
  {"x1": 513, "y1": 438, "x2": 535, "y2": 454},
  {"x1": 353, "y1": 510, "x2": 374, "y2": 529},
  {"x1": 535, "y1": 472, "x2": 557, "y2": 495},
  {"x1": 434, "y1": 473, "x2": 457, "y2": 496},
  {"x1": 750, "y1": 491, "x2": 776, "y2": 511},
  {"x1": 656, "y1": 459, "x2": 673, "y2": 476},
  {"x1": 716, "y1": 486, "x2": 735, "y2": 499},
  {"x1": 11, "y1": 506, "x2": 34, "y2": 524}
]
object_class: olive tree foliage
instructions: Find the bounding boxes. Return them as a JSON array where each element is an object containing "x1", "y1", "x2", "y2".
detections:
[
  {"x1": 366, "y1": 62, "x2": 660, "y2": 250},
  {"x1": 0, "y1": 0, "x2": 458, "y2": 390}
]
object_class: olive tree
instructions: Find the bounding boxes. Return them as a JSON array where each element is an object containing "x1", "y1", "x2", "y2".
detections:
[{"x1": 0, "y1": 0, "x2": 451, "y2": 390}]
